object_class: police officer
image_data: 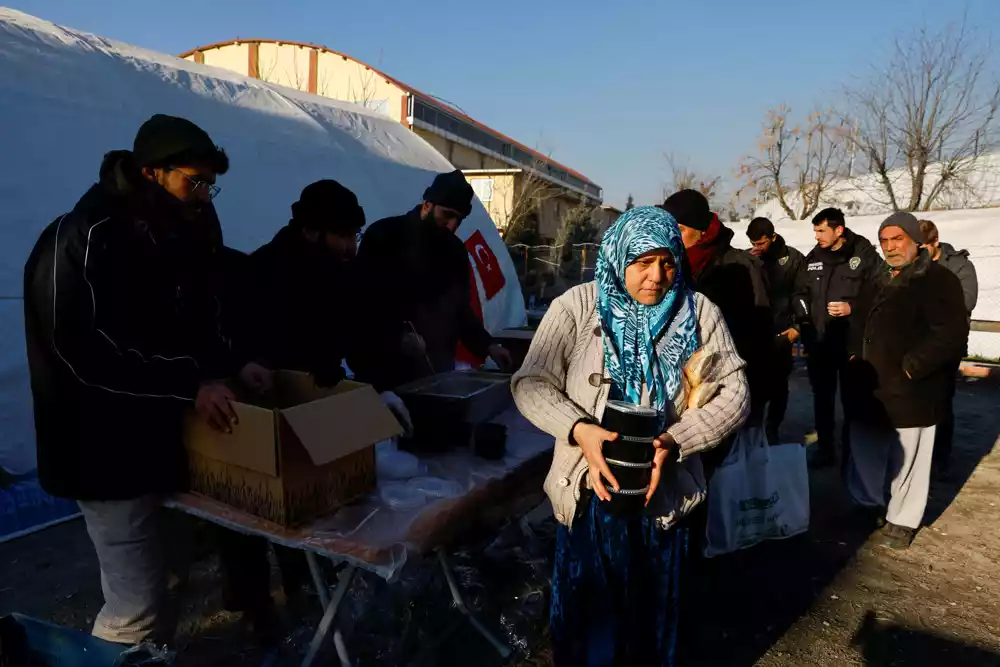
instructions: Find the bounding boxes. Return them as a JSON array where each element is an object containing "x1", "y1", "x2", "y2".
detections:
[
  {"x1": 803, "y1": 208, "x2": 881, "y2": 469},
  {"x1": 746, "y1": 217, "x2": 809, "y2": 444}
]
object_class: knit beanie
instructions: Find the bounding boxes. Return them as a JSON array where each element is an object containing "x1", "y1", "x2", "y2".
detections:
[
  {"x1": 291, "y1": 180, "x2": 366, "y2": 234},
  {"x1": 661, "y1": 189, "x2": 713, "y2": 232},
  {"x1": 423, "y1": 170, "x2": 475, "y2": 218},
  {"x1": 878, "y1": 211, "x2": 922, "y2": 243},
  {"x1": 133, "y1": 114, "x2": 229, "y2": 173}
]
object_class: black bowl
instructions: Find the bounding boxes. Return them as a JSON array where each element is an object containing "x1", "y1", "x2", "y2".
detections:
[{"x1": 599, "y1": 400, "x2": 661, "y2": 515}]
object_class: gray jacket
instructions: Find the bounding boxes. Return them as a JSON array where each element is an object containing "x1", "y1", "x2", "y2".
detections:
[
  {"x1": 937, "y1": 243, "x2": 978, "y2": 315},
  {"x1": 511, "y1": 282, "x2": 749, "y2": 529}
]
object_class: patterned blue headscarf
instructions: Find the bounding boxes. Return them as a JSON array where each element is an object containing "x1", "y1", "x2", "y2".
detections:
[{"x1": 596, "y1": 206, "x2": 699, "y2": 418}]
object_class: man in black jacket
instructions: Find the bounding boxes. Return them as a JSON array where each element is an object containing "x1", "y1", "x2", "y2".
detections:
[
  {"x1": 663, "y1": 190, "x2": 773, "y2": 431},
  {"x1": 23, "y1": 115, "x2": 269, "y2": 644},
  {"x1": 847, "y1": 213, "x2": 968, "y2": 549},
  {"x1": 746, "y1": 217, "x2": 810, "y2": 443},
  {"x1": 356, "y1": 170, "x2": 511, "y2": 388},
  {"x1": 919, "y1": 219, "x2": 978, "y2": 473},
  {"x1": 802, "y1": 207, "x2": 882, "y2": 469}
]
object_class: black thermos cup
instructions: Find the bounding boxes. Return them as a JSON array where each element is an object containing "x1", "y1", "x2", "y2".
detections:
[{"x1": 600, "y1": 400, "x2": 661, "y2": 515}]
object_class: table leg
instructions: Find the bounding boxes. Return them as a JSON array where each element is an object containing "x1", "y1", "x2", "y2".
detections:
[
  {"x1": 305, "y1": 551, "x2": 330, "y2": 610},
  {"x1": 436, "y1": 550, "x2": 513, "y2": 659},
  {"x1": 301, "y1": 561, "x2": 358, "y2": 667}
]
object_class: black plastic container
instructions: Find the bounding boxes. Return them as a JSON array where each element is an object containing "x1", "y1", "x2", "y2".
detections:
[{"x1": 600, "y1": 400, "x2": 661, "y2": 515}]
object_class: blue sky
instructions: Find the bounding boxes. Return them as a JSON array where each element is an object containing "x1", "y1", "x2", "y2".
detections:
[{"x1": 11, "y1": 0, "x2": 1000, "y2": 208}]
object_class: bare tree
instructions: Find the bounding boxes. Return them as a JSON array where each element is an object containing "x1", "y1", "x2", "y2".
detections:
[
  {"x1": 736, "y1": 105, "x2": 847, "y2": 220},
  {"x1": 500, "y1": 160, "x2": 560, "y2": 243},
  {"x1": 842, "y1": 21, "x2": 1000, "y2": 211},
  {"x1": 664, "y1": 153, "x2": 722, "y2": 206}
]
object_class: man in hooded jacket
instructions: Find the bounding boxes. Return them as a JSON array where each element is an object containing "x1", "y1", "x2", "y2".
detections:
[
  {"x1": 746, "y1": 217, "x2": 810, "y2": 443},
  {"x1": 23, "y1": 115, "x2": 270, "y2": 644},
  {"x1": 356, "y1": 170, "x2": 511, "y2": 388},
  {"x1": 803, "y1": 207, "x2": 882, "y2": 469},
  {"x1": 662, "y1": 190, "x2": 772, "y2": 440},
  {"x1": 919, "y1": 219, "x2": 978, "y2": 473}
]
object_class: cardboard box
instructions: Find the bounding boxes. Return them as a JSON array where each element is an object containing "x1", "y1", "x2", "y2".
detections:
[{"x1": 184, "y1": 371, "x2": 403, "y2": 526}]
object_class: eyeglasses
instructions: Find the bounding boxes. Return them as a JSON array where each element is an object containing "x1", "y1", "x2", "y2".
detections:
[{"x1": 168, "y1": 168, "x2": 222, "y2": 200}]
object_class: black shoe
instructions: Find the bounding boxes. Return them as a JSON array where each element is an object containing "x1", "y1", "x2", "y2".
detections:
[
  {"x1": 853, "y1": 505, "x2": 886, "y2": 529},
  {"x1": 879, "y1": 523, "x2": 916, "y2": 550},
  {"x1": 808, "y1": 448, "x2": 837, "y2": 469},
  {"x1": 765, "y1": 426, "x2": 780, "y2": 445}
]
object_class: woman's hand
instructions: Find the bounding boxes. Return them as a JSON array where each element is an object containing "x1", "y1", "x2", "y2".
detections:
[
  {"x1": 647, "y1": 433, "x2": 676, "y2": 504},
  {"x1": 571, "y1": 421, "x2": 620, "y2": 502}
]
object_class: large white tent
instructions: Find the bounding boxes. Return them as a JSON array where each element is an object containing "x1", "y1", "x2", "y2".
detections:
[{"x1": 0, "y1": 8, "x2": 526, "y2": 474}]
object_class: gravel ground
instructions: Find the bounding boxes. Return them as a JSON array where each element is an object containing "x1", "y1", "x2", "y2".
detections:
[{"x1": 1, "y1": 367, "x2": 998, "y2": 666}]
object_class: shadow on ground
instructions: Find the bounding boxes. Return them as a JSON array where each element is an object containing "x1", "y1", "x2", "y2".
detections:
[{"x1": 851, "y1": 610, "x2": 1000, "y2": 667}]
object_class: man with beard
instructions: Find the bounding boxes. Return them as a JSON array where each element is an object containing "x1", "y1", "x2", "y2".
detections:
[
  {"x1": 662, "y1": 190, "x2": 772, "y2": 436},
  {"x1": 803, "y1": 208, "x2": 882, "y2": 469},
  {"x1": 219, "y1": 180, "x2": 412, "y2": 637},
  {"x1": 22, "y1": 115, "x2": 270, "y2": 644},
  {"x1": 919, "y1": 219, "x2": 978, "y2": 474},
  {"x1": 356, "y1": 170, "x2": 512, "y2": 386},
  {"x1": 847, "y1": 213, "x2": 967, "y2": 548},
  {"x1": 747, "y1": 217, "x2": 810, "y2": 443}
]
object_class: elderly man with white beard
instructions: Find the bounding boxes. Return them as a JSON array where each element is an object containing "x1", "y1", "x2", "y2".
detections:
[{"x1": 845, "y1": 212, "x2": 969, "y2": 549}]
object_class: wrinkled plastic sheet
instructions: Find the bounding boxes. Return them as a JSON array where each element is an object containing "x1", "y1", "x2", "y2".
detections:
[{"x1": 165, "y1": 408, "x2": 552, "y2": 582}]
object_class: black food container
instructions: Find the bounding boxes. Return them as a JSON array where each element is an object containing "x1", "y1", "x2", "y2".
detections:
[{"x1": 600, "y1": 400, "x2": 661, "y2": 515}]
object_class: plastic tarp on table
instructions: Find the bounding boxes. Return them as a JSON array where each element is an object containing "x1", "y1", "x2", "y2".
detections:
[
  {"x1": 0, "y1": 9, "x2": 526, "y2": 474},
  {"x1": 166, "y1": 408, "x2": 553, "y2": 582}
]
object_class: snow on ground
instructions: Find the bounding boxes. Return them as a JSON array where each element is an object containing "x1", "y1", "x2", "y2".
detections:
[{"x1": 0, "y1": 8, "x2": 525, "y2": 473}]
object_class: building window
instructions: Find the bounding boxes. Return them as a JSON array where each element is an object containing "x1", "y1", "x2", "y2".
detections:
[{"x1": 469, "y1": 177, "x2": 494, "y2": 203}]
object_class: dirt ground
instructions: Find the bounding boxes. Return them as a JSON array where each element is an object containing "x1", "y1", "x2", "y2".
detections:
[{"x1": 2, "y1": 367, "x2": 999, "y2": 666}]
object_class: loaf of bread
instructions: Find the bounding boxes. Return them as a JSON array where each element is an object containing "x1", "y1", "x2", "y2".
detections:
[
  {"x1": 683, "y1": 348, "x2": 718, "y2": 387},
  {"x1": 687, "y1": 381, "x2": 720, "y2": 410}
]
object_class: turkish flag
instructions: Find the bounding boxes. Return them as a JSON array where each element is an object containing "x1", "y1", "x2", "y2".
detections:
[
  {"x1": 465, "y1": 230, "x2": 506, "y2": 300},
  {"x1": 455, "y1": 231, "x2": 506, "y2": 366}
]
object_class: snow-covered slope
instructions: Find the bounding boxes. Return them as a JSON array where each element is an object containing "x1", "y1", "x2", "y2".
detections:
[
  {"x1": 0, "y1": 8, "x2": 525, "y2": 473},
  {"x1": 754, "y1": 154, "x2": 1000, "y2": 222}
]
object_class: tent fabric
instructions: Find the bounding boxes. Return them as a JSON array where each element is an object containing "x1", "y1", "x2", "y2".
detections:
[{"x1": 0, "y1": 9, "x2": 525, "y2": 474}]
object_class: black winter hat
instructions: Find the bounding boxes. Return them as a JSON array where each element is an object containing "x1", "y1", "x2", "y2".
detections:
[
  {"x1": 133, "y1": 114, "x2": 229, "y2": 173},
  {"x1": 291, "y1": 179, "x2": 366, "y2": 234},
  {"x1": 661, "y1": 189, "x2": 713, "y2": 232},
  {"x1": 879, "y1": 211, "x2": 922, "y2": 243},
  {"x1": 423, "y1": 170, "x2": 475, "y2": 218}
]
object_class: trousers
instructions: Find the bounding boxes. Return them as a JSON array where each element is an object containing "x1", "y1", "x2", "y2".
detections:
[
  {"x1": 78, "y1": 495, "x2": 167, "y2": 644},
  {"x1": 847, "y1": 422, "x2": 936, "y2": 529},
  {"x1": 806, "y1": 337, "x2": 852, "y2": 458},
  {"x1": 765, "y1": 336, "x2": 794, "y2": 436}
]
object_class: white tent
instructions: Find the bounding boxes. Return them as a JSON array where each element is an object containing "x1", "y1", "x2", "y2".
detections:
[{"x1": 0, "y1": 8, "x2": 526, "y2": 474}]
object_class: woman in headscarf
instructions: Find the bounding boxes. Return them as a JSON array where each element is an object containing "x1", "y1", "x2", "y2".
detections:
[{"x1": 512, "y1": 206, "x2": 749, "y2": 666}]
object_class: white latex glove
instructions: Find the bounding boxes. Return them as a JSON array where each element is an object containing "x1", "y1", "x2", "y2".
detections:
[{"x1": 380, "y1": 391, "x2": 414, "y2": 437}]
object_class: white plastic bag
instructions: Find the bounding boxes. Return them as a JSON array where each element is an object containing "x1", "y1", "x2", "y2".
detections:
[{"x1": 704, "y1": 426, "x2": 809, "y2": 557}]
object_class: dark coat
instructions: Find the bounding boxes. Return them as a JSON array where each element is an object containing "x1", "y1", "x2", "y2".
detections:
[
  {"x1": 243, "y1": 226, "x2": 387, "y2": 390},
  {"x1": 936, "y1": 242, "x2": 978, "y2": 315},
  {"x1": 355, "y1": 207, "x2": 492, "y2": 388},
  {"x1": 23, "y1": 152, "x2": 240, "y2": 500},
  {"x1": 757, "y1": 234, "x2": 809, "y2": 334},
  {"x1": 689, "y1": 224, "x2": 773, "y2": 419},
  {"x1": 848, "y1": 252, "x2": 969, "y2": 429},
  {"x1": 803, "y1": 228, "x2": 883, "y2": 348}
]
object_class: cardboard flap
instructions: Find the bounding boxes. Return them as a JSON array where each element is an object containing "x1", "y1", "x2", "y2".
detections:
[
  {"x1": 280, "y1": 383, "x2": 404, "y2": 466},
  {"x1": 183, "y1": 403, "x2": 278, "y2": 476}
]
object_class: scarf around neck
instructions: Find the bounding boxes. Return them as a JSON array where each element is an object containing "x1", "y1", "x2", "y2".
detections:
[
  {"x1": 596, "y1": 206, "x2": 700, "y2": 422},
  {"x1": 685, "y1": 213, "x2": 723, "y2": 278}
]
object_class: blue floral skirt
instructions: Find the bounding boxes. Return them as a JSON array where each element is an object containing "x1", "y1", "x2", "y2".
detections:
[{"x1": 551, "y1": 493, "x2": 688, "y2": 667}]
